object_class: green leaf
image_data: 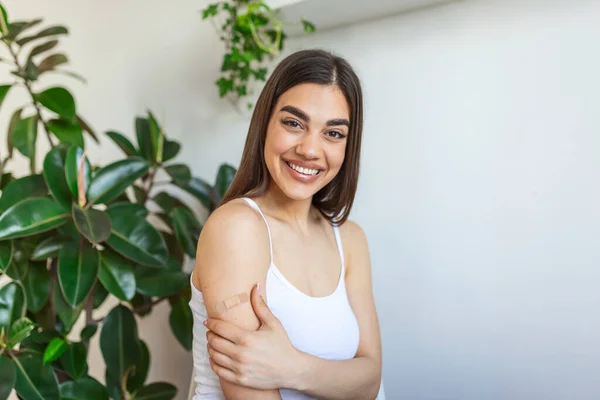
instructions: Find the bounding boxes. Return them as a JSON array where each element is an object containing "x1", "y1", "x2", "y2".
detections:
[
  {"x1": 65, "y1": 146, "x2": 91, "y2": 198},
  {"x1": 47, "y1": 118, "x2": 83, "y2": 147},
  {"x1": 106, "y1": 208, "x2": 167, "y2": 267},
  {"x1": 100, "y1": 305, "x2": 141, "y2": 382},
  {"x1": 164, "y1": 164, "x2": 190, "y2": 185},
  {"x1": 107, "y1": 202, "x2": 148, "y2": 218},
  {"x1": 31, "y1": 236, "x2": 71, "y2": 260},
  {"x1": 0, "y1": 197, "x2": 69, "y2": 239},
  {"x1": 105, "y1": 371, "x2": 122, "y2": 400},
  {"x1": 148, "y1": 111, "x2": 164, "y2": 163},
  {"x1": 0, "y1": 240, "x2": 13, "y2": 272},
  {"x1": 3, "y1": 252, "x2": 28, "y2": 282},
  {"x1": 98, "y1": 250, "x2": 136, "y2": 301},
  {"x1": 16, "y1": 25, "x2": 68, "y2": 46},
  {"x1": 53, "y1": 283, "x2": 82, "y2": 332},
  {"x1": 0, "y1": 174, "x2": 47, "y2": 213},
  {"x1": 0, "y1": 172, "x2": 14, "y2": 190},
  {"x1": 170, "y1": 207, "x2": 202, "y2": 257},
  {"x1": 37, "y1": 53, "x2": 68, "y2": 74},
  {"x1": 134, "y1": 382, "x2": 177, "y2": 400},
  {"x1": 43, "y1": 146, "x2": 72, "y2": 208},
  {"x1": 8, "y1": 317, "x2": 37, "y2": 348},
  {"x1": 0, "y1": 282, "x2": 26, "y2": 335},
  {"x1": 86, "y1": 157, "x2": 149, "y2": 205},
  {"x1": 9, "y1": 115, "x2": 38, "y2": 159},
  {"x1": 301, "y1": 18, "x2": 315, "y2": 34},
  {"x1": 27, "y1": 40, "x2": 58, "y2": 59},
  {"x1": 202, "y1": 3, "x2": 219, "y2": 19},
  {"x1": 93, "y1": 281, "x2": 109, "y2": 308},
  {"x1": 0, "y1": 5, "x2": 8, "y2": 35},
  {"x1": 36, "y1": 87, "x2": 75, "y2": 119},
  {"x1": 0, "y1": 357, "x2": 16, "y2": 400},
  {"x1": 106, "y1": 131, "x2": 138, "y2": 156},
  {"x1": 169, "y1": 295, "x2": 193, "y2": 351},
  {"x1": 13, "y1": 354, "x2": 60, "y2": 400},
  {"x1": 215, "y1": 163, "x2": 236, "y2": 199},
  {"x1": 0, "y1": 84, "x2": 11, "y2": 109},
  {"x1": 162, "y1": 139, "x2": 180, "y2": 162},
  {"x1": 60, "y1": 377, "x2": 108, "y2": 400},
  {"x1": 181, "y1": 177, "x2": 214, "y2": 210},
  {"x1": 135, "y1": 118, "x2": 153, "y2": 162},
  {"x1": 59, "y1": 341, "x2": 86, "y2": 379},
  {"x1": 76, "y1": 115, "x2": 98, "y2": 143},
  {"x1": 4, "y1": 19, "x2": 42, "y2": 40},
  {"x1": 127, "y1": 339, "x2": 150, "y2": 392},
  {"x1": 5, "y1": 108, "x2": 21, "y2": 158},
  {"x1": 80, "y1": 323, "x2": 97, "y2": 341},
  {"x1": 23, "y1": 261, "x2": 51, "y2": 312},
  {"x1": 72, "y1": 205, "x2": 111, "y2": 244},
  {"x1": 58, "y1": 242, "x2": 99, "y2": 306},
  {"x1": 136, "y1": 269, "x2": 187, "y2": 297},
  {"x1": 152, "y1": 192, "x2": 186, "y2": 214},
  {"x1": 216, "y1": 77, "x2": 234, "y2": 97},
  {"x1": 130, "y1": 293, "x2": 152, "y2": 317},
  {"x1": 43, "y1": 337, "x2": 68, "y2": 364}
]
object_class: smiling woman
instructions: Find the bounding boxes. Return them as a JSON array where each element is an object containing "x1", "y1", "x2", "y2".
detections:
[{"x1": 189, "y1": 49, "x2": 384, "y2": 400}]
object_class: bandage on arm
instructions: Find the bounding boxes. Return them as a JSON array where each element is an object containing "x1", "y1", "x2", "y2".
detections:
[{"x1": 215, "y1": 292, "x2": 250, "y2": 313}]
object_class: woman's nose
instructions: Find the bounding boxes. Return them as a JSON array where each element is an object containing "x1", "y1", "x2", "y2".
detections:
[{"x1": 295, "y1": 131, "x2": 320, "y2": 159}]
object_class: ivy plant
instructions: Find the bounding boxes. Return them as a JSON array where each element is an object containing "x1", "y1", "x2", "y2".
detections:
[
  {"x1": 0, "y1": 4, "x2": 236, "y2": 399},
  {"x1": 201, "y1": 0, "x2": 315, "y2": 109}
]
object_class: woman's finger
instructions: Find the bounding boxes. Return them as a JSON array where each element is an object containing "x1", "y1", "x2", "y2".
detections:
[
  {"x1": 207, "y1": 330, "x2": 238, "y2": 358},
  {"x1": 208, "y1": 344, "x2": 238, "y2": 372},
  {"x1": 205, "y1": 318, "x2": 245, "y2": 343},
  {"x1": 209, "y1": 356, "x2": 239, "y2": 384}
]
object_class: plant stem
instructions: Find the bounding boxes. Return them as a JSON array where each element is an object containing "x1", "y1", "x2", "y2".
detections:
[{"x1": 133, "y1": 296, "x2": 169, "y2": 314}]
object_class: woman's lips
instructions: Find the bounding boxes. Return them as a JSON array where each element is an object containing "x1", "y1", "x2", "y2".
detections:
[{"x1": 283, "y1": 160, "x2": 322, "y2": 183}]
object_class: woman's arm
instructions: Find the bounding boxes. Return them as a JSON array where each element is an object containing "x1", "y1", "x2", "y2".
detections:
[
  {"x1": 194, "y1": 200, "x2": 282, "y2": 400},
  {"x1": 205, "y1": 219, "x2": 382, "y2": 399},
  {"x1": 287, "y1": 221, "x2": 382, "y2": 399}
]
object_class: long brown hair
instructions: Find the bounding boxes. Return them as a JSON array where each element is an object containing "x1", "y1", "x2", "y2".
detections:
[{"x1": 221, "y1": 49, "x2": 364, "y2": 225}]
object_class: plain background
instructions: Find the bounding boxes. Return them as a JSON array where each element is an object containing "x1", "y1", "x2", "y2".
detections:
[{"x1": 1, "y1": 0, "x2": 599, "y2": 399}]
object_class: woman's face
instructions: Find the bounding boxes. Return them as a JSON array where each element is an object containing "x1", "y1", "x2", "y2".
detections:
[{"x1": 264, "y1": 83, "x2": 350, "y2": 201}]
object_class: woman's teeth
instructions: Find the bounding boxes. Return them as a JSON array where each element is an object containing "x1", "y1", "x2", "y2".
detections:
[{"x1": 287, "y1": 162, "x2": 320, "y2": 176}]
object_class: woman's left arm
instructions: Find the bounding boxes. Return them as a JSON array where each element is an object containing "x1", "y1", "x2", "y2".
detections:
[
  {"x1": 290, "y1": 221, "x2": 382, "y2": 399},
  {"x1": 205, "y1": 221, "x2": 383, "y2": 399}
]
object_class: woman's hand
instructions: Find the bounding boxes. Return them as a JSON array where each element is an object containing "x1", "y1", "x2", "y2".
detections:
[{"x1": 205, "y1": 283, "x2": 300, "y2": 390}]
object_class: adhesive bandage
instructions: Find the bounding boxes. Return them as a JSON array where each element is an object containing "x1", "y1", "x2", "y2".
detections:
[{"x1": 215, "y1": 292, "x2": 250, "y2": 313}]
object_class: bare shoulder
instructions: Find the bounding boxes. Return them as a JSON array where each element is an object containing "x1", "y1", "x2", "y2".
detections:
[
  {"x1": 339, "y1": 219, "x2": 369, "y2": 250},
  {"x1": 338, "y1": 219, "x2": 371, "y2": 274},
  {"x1": 193, "y1": 198, "x2": 270, "y2": 291}
]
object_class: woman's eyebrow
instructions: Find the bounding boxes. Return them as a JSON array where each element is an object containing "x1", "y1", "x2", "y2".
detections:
[{"x1": 280, "y1": 105, "x2": 349, "y2": 127}]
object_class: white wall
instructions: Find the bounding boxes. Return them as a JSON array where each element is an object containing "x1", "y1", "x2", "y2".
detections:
[{"x1": 1, "y1": 0, "x2": 599, "y2": 399}]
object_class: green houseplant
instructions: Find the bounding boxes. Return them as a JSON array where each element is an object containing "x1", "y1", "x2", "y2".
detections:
[
  {"x1": 202, "y1": 0, "x2": 315, "y2": 108},
  {"x1": 0, "y1": 4, "x2": 236, "y2": 399}
]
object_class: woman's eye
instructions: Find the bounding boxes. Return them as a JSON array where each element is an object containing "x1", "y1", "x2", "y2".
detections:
[
  {"x1": 327, "y1": 131, "x2": 346, "y2": 139},
  {"x1": 283, "y1": 119, "x2": 301, "y2": 129}
]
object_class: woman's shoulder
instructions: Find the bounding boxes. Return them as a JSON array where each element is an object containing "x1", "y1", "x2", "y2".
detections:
[
  {"x1": 204, "y1": 198, "x2": 265, "y2": 233},
  {"x1": 338, "y1": 219, "x2": 370, "y2": 271},
  {"x1": 194, "y1": 198, "x2": 271, "y2": 290}
]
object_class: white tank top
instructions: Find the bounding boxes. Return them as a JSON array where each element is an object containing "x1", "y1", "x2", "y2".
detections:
[{"x1": 188, "y1": 197, "x2": 362, "y2": 399}]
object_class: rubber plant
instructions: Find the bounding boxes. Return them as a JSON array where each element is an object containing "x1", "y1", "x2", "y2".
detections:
[
  {"x1": 202, "y1": 0, "x2": 315, "y2": 109},
  {"x1": 0, "y1": 4, "x2": 236, "y2": 400}
]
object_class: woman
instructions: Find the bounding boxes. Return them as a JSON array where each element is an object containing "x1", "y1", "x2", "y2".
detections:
[{"x1": 189, "y1": 49, "x2": 384, "y2": 399}]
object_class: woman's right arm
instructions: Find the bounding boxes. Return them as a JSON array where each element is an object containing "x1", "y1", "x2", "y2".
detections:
[{"x1": 193, "y1": 201, "x2": 282, "y2": 400}]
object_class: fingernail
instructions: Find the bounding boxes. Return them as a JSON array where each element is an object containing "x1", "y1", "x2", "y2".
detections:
[{"x1": 258, "y1": 282, "x2": 262, "y2": 296}]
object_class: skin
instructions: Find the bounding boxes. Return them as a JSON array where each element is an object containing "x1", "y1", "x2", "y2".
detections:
[{"x1": 192, "y1": 83, "x2": 382, "y2": 399}]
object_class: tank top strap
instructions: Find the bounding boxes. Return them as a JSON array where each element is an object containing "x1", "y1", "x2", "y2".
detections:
[
  {"x1": 332, "y1": 224, "x2": 345, "y2": 272},
  {"x1": 241, "y1": 197, "x2": 273, "y2": 263}
]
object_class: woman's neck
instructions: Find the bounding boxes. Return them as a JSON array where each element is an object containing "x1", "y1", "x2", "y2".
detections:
[{"x1": 260, "y1": 185, "x2": 316, "y2": 232}]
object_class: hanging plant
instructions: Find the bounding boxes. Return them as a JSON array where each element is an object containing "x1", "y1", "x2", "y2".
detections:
[{"x1": 202, "y1": 0, "x2": 315, "y2": 109}]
